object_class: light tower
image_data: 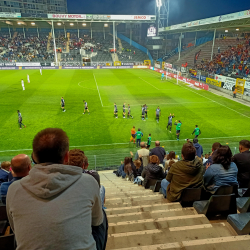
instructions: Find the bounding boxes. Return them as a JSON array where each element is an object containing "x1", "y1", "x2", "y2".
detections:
[{"x1": 156, "y1": 0, "x2": 170, "y2": 34}]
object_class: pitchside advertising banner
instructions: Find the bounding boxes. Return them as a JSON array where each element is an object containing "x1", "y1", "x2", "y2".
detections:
[
  {"x1": 244, "y1": 81, "x2": 250, "y2": 96},
  {"x1": 206, "y1": 78, "x2": 222, "y2": 87},
  {"x1": 236, "y1": 79, "x2": 246, "y2": 95},
  {"x1": 47, "y1": 14, "x2": 156, "y2": 21}
]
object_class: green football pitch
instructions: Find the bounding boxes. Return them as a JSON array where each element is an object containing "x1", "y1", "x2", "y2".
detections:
[{"x1": 0, "y1": 68, "x2": 250, "y2": 168}]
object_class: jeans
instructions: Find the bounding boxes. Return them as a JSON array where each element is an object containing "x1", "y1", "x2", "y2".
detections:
[
  {"x1": 136, "y1": 139, "x2": 141, "y2": 147},
  {"x1": 100, "y1": 185, "x2": 105, "y2": 209},
  {"x1": 161, "y1": 179, "x2": 170, "y2": 197}
]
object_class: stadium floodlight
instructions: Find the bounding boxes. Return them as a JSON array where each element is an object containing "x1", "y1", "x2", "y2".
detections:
[
  {"x1": 82, "y1": 23, "x2": 87, "y2": 26},
  {"x1": 17, "y1": 22, "x2": 22, "y2": 25},
  {"x1": 225, "y1": 30, "x2": 228, "y2": 32},
  {"x1": 70, "y1": 23, "x2": 74, "y2": 26},
  {"x1": 236, "y1": 28, "x2": 239, "y2": 31},
  {"x1": 57, "y1": 23, "x2": 62, "y2": 26},
  {"x1": 104, "y1": 23, "x2": 108, "y2": 27},
  {"x1": 156, "y1": 0, "x2": 162, "y2": 8},
  {"x1": 31, "y1": 22, "x2": 35, "y2": 26}
]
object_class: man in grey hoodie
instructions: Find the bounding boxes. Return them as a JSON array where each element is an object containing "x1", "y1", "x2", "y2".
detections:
[{"x1": 6, "y1": 128, "x2": 104, "y2": 250}]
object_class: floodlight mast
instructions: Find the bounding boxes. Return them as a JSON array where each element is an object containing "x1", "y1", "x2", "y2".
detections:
[{"x1": 156, "y1": 0, "x2": 170, "y2": 35}]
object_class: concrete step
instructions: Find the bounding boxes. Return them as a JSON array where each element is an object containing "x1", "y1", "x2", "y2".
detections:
[
  {"x1": 109, "y1": 214, "x2": 209, "y2": 234},
  {"x1": 108, "y1": 235, "x2": 250, "y2": 250},
  {"x1": 107, "y1": 208, "x2": 196, "y2": 223},
  {"x1": 106, "y1": 190, "x2": 154, "y2": 198},
  {"x1": 105, "y1": 194, "x2": 162, "y2": 205},
  {"x1": 105, "y1": 203, "x2": 181, "y2": 216},
  {"x1": 106, "y1": 223, "x2": 232, "y2": 249},
  {"x1": 106, "y1": 198, "x2": 169, "y2": 209}
]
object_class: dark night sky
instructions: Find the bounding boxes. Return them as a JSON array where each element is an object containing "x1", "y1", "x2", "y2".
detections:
[{"x1": 67, "y1": 0, "x2": 250, "y2": 25}]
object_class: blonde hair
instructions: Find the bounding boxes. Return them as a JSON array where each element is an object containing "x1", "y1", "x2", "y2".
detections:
[{"x1": 1, "y1": 161, "x2": 11, "y2": 171}]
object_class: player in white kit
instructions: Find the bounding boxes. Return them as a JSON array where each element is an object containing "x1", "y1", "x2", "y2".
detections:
[
  {"x1": 40, "y1": 68, "x2": 42, "y2": 75},
  {"x1": 27, "y1": 74, "x2": 30, "y2": 83},
  {"x1": 21, "y1": 79, "x2": 25, "y2": 90}
]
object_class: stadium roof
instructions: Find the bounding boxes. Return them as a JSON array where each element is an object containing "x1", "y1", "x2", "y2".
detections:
[
  {"x1": 159, "y1": 9, "x2": 250, "y2": 34},
  {"x1": 0, "y1": 12, "x2": 156, "y2": 23}
]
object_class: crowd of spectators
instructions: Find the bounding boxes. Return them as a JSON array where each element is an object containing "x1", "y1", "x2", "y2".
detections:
[
  {"x1": 195, "y1": 37, "x2": 250, "y2": 77},
  {"x1": 115, "y1": 138, "x2": 250, "y2": 203},
  {"x1": 0, "y1": 33, "x2": 54, "y2": 62}
]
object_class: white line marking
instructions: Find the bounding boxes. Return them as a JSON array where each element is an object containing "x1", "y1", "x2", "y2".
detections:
[
  {"x1": 144, "y1": 69, "x2": 250, "y2": 119},
  {"x1": 102, "y1": 101, "x2": 211, "y2": 108},
  {"x1": 0, "y1": 135, "x2": 249, "y2": 153},
  {"x1": 93, "y1": 74, "x2": 103, "y2": 107},
  {"x1": 139, "y1": 77, "x2": 160, "y2": 90},
  {"x1": 78, "y1": 81, "x2": 97, "y2": 91}
]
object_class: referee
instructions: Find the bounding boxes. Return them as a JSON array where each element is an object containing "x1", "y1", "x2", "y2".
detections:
[{"x1": 17, "y1": 110, "x2": 26, "y2": 129}]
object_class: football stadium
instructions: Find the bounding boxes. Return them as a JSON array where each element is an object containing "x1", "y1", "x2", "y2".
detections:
[{"x1": 1, "y1": 0, "x2": 250, "y2": 249}]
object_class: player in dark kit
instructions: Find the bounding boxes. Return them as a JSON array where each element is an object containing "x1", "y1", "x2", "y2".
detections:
[
  {"x1": 155, "y1": 106, "x2": 161, "y2": 123},
  {"x1": 83, "y1": 100, "x2": 90, "y2": 115},
  {"x1": 144, "y1": 104, "x2": 148, "y2": 119},
  {"x1": 127, "y1": 104, "x2": 133, "y2": 119},
  {"x1": 61, "y1": 97, "x2": 66, "y2": 112},
  {"x1": 141, "y1": 105, "x2": 146, "y2": 121},
  {"x1": 17, "y1": 110, "x2": 26, "y2": 129},
  {"x1": 166, "y1": 113, "x2": 175, "y2": 133},
  {"x1": 114, "y1": 103, "x2": 118, "y2": 118},
  {"x1": 123, "y1": 102, "x2": 127, "y2": 118}
]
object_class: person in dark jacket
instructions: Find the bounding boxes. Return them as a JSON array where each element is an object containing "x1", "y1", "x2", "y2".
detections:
[
  {"x1": 142, "y1": 155, "x2": 166, "y2": 188},
  {"x1": 193, "y1": 138, "x2": 203, "y2": 158},
  {"x1": 161, "y1": 143, "x2": 204, "y2": 201},
  {"x1": 204, "y1": 142, "x2": 221, "y2": 168},
  {"x1": 232, "y1": 140, "x2": 250, "y2": 188},
  {"x1": 149, "y1": 141, "x2": 166, "y2": 164},
  {"x1": 0, "y1": 161, "x2": 11, "y2": 186}
]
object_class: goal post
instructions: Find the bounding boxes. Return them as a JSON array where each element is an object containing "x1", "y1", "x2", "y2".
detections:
[
  {"x1": 144, "y1": 60, "x2": 151, "y2": 66},
  {"x1": 114, "y1": 61, "x2": 121, "y2": 66}
]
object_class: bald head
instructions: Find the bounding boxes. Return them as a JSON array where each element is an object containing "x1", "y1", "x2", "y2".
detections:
[
  {"x1": 11, "y1": 154, "x2": 31, "y2": 177},
  {"x1": 155, "y1": 141, "x2": 160, "y2": 147},
  {"x1": 140, "y1": 142, "x2": 146, "y2": 148}
]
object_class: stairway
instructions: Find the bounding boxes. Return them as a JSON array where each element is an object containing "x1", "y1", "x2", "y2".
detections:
[
  {"x1": 66, "y1": 32, "x2": 70, "y2": 53},
  {"x1": 47, "y1": 32, "x2": 52, "y2": 52},
  {"x1": 100, "y1": 171, "x2": 250, "y2": 250},
  {"x1": 117, "y1": 38, "x2": 123, "y2": 52},
  {"x1": 12, "y1": 31, "x2": 17, "y2": 41},
  {"x1": 111, "y1": 53, "x2": 119, "y2": 62}
]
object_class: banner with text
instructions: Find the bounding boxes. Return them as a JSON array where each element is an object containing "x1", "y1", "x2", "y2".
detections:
[
  {"x1": 206, "y1": 78, "x2": 222, "y2": 87},
  {"x1": 236, "y1": 78, "x2": 246, "y2": 94}
]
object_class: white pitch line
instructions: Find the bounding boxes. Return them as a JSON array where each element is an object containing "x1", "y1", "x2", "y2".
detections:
[
  {"x1": 102, "y1": 101, "x2": 212, "y2": 108},
  {"x1": 139, "y1": 77, "x2": 160, "y2": 90},
  {"x1": 0, "y1": 135, "x2": 249, "y2": 153},
  {"x1": 78, "y1": 81, "x2": 97, "y2": 91},
  {"x1": 144, "y1": 69, "x2": 250, "y2": 119},
  {"x1": 93, "y1": 73, "x2": 103, "y2": 107}
]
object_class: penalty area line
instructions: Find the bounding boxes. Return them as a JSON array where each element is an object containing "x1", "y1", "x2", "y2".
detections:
[
  {"x1": 93, "y1": 74, "x2": 103, "y2": 107},
  {"x1": 0, "y1": 135, "x2": 249, "y2": 153}
]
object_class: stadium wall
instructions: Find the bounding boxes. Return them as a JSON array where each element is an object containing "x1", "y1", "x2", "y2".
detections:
[{"x1": 116, "y1": 33, "x2": 153, "y2": 64}]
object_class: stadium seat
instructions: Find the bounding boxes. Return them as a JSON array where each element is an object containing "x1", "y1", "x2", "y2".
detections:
[
  {"x1": 0, "y1": 203, "x2": 8, "y2": 236},
  {"x1": 227, "y1": 213, "x2": 250, "y2": 235},
  {"x1": 238, "y1": 187, "x2": 250, "y2": 197},
  {"x1": 0, "y1": 234, "x2": 16, "y2": 250},
  {"x1": 237, "y1": 197, "x2": 250, "y2": 213},
  {"x1": 180, "y1": 188, "x2": 202, "y2": 207},
  {"x1": 193, "y1": 193, "x2": 237, "y2": 219}
]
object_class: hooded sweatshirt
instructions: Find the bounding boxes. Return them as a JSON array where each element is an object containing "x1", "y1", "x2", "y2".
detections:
[
  {"x1": 193, "y1": 143, "x2": 203, "y2": 158},
  {"x1": 166, "y1": 158, "x2": 204, "y2": 202},
  {"x1": 6, "y1": 164, "x2": 103, "y2": 250}
]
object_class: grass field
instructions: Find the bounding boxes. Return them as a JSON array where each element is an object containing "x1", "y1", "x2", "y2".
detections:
[{"x1": 1, "y1": 68, "x2": 250, "y2": 167}]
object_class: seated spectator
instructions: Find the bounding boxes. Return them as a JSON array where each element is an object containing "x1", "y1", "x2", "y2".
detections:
[
  {"x1": 68, "y1": 149, "x2": 105, "y2": 208},
  {"x1": 232, "y1": 140, "x2": 250, "y2": 188},
  {"x1": 193, "y1": 138, "x2": 203, "y2": 158},
  {"x1": 1, "y1": 155, "x2": 31, "y2": 204},
  {"x1": 7, "y1": 128, "x2": 106, "y2": 250},
  {"x1": 135, "y1": 142, "x2": 149, "y2": 166},
  {"x1": 0, "y1": 161, "x2": 11, "y2": 185},
  {"x1": 164, "y1": 151, "x2": 178, "y2": 172},
  {"x1": 161, "y1": 143, "x2": 204, "y2": 200},
  {"x1": 204, "y1": 145, "x2": 238, "y2": 193},
  {"x1": 142, "y1": 155, "x2": 166, "y2": 187},
  {"x1": 204, "y1": 142, "x2": 221, "y2": 168},
  {"x1": 149, "y1": 141, "x2": 166, "y2": 164},
  {"x1": 129, "y1": 152, "x2": 143, "y2": 178}
]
